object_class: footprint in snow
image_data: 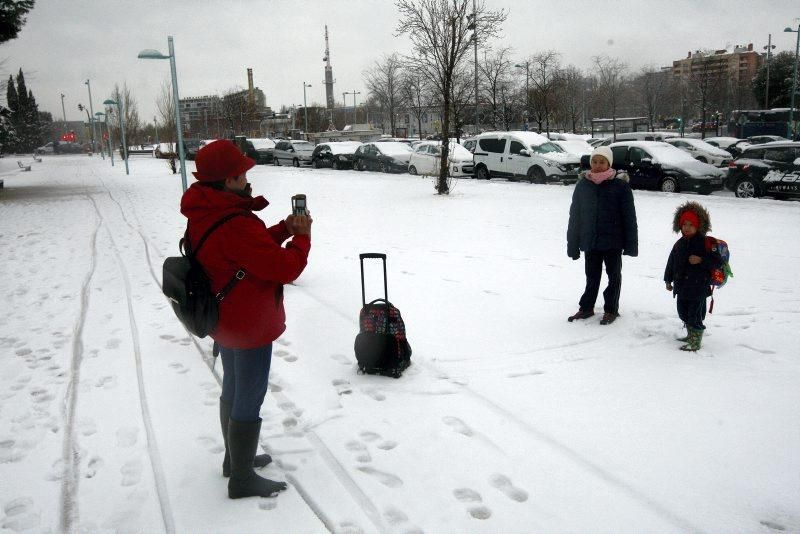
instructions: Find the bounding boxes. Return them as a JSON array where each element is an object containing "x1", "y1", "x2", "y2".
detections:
[
  {"x1": 275, "y1": 338, "x2": 291, "y2": 347},
  {"x1": 332, "y1": 379, "x2": 352, "y2": 395},
  {"x1": 760, "y1": 520, "x2": 786, "y2": 531},
  {"x1": 362, "y1": 388, "x2": 386, "y2": 401},
  {"x1": 345, "y1": 440, "x2": 372, "y2": 463},
  {"x1": 1, "y1": 497, "x2": 40, "y2": 531},
  {"x1": 120, "y1": 459, "x2": 143, "y2": 487},
  {"x1": 356, "y1": 466, "x2": 403, "y2": 488},
  {"x1": 274, "y1": 349, "x2": 298, "y2": 362},
  {"x1": 85, "y1": 456, "x2": 104, "y2": 478},
  {"x1": 383, "y1": 506, "x2": 408, "y2": 525},
  {"x1": 116, "y1": 427, "x2": 138, "y2": 448},
  {"x1": 168, "y1": 362, "x2": 189, "y2": 374},
  {"x1": 196, "y1": 435, "x2": 224, "y2": 454},
  {"x1": 330, "y1": 353, "x2": 351, "y2": 366},
  {"x1": 105, "y1": 338, "x2": 121, "y2": 349},
  {"x1": 442, "y1": 416, "x2": 474, "y2": 437},
  {"x1": 489, "y1": 473, "x2": 528, "y2": 502}
]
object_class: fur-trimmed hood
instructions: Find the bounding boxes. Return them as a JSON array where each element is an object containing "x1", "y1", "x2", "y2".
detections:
[{"x1": 672, "y1": 201, "x2": 711, "y2": 234}]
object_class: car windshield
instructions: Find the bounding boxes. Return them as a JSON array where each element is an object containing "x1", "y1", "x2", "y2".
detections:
[
  {"x1": 555, "y1": 141, "x2": 592, "y2": 155},
  {"x1": 376, "y1": 142, "x2": 412, "y2": 155},
  {"x1": 251, "y1": 139, "x2": 275, "y2": 149},
  {"x1": 647, "y1": 144, "x2": 698, "y2": 164},
  {"x1": 530, "y1": 142, "x2": 563, "y2": 154},
  {"x1": 683, "y1": 139, "x2": 722, "y2": 152},
  {"x1": 291, "y1": 142, "x2": 314, "y2": 150}
]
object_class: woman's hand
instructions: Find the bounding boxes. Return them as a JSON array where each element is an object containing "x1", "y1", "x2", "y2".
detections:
[
  {"x1": 286, "y1": 212, "x2": 313, "y2": 236},
  {"x1": 665, "y1": 283, "x2": 673, "y2": 291}
]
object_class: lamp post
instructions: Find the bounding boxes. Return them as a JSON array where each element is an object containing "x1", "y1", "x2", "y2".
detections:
[
  {"x1": 467, "y1": 0, "x2": 478, "y2": 134},
  {"x1": 138, "y1": 36, "x2": 188, "y2": 192},
  {"x1": 302, "y1": 82, "x2": 312, "y2": 139},
  {"x1": 103, "y1": 108, "x2": 115, "y2": 166},
  {"x1": 344, "y1": 90, "x2": 361, "y2": 125},
  {"x1": 784, "y1": 24, "x2": 800, "y2": 140},
  {"x1": 104, "y1": 98, "x2": 129, "y2": 175},
  {"x1": 84, "y1": 80, "x2": 98, "y2": 153},
  {"x1": 764, "y1": 35, "x2": 776, "y2": 108},
  {"x1": 515, "y1": 61, "x2": 530, "y2": 130},
  {"x1": 94, "y1": 111, "x2": 106, "y2": 160},
  {"x1": 154, "y1": 116, "x2": 160, "y2": 146},
  {"x1": 60, "y1": 93, "x2": 67, "y2": 135}
]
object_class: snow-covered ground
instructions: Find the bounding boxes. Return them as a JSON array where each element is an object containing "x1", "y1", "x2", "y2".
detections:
[{"x1": 1, "y1": 154, "x2": 798, "y2": 533}]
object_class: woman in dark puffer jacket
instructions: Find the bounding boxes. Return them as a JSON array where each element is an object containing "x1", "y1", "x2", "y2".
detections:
[{"x1": 567, "y1": 146, "x2": 638, "y2": 325}]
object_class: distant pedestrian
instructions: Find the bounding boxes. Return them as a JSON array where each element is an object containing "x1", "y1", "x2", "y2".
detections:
[
  {"x1": 664, "y1": 201, "x2": 721, "y2": 351},
  {"x1": 180, "y1": 140, "x2": 312, "y2": 499},
  {"x1": 566, "y1": 146, "x2": 638, "y2": 325}
]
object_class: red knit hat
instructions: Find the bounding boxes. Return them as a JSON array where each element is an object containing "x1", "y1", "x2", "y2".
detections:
[
  {"x1": 192, "y1": 140, "x2": 255, "y2": 182},
  {"x1": 679, "y1": 210, "x2": 700, "y2": 229}
]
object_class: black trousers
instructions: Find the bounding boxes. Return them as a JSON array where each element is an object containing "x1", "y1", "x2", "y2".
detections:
[
  {"x1": 677, "y1": 297, "x2": 707, "y2": 330},
  {"x1": 579, "y1": 249, "x2": 622, "y2": 314}
]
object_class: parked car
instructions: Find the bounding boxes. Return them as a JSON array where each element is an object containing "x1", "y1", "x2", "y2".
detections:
[
  {"x1": 352, "y1": 141, "x2": 412, "y2": 173},
  {"x1": 598, "y1": 131, "x2": 679, "y2": 146},
  {"x1": 407, "y1": 141, "x2": 474, "y2": 177},
  {"x1": 552, "y1": 139, "x2": 593, "y2": 159},
  {"x1": 725, "y1": 141, "x2": 800, "y2": 198},
  {"x1": 704, "y1": 136, "x2": 752, "y2": 158},
  {"x1": 35, "y1": 141, "x2": 84, "y2": 154},
  {"x1": 183, "y1": 138, "x2": 203, "y2": 160},
  {"x1": 604, "y1": 141, "x2": 725, "y2": 194},
  {"x1": 587, "y1": 137, "x2": 610, "y2": 147},
  {"x1": 747, "y1": 135, "x2": 788, "y2": 145},
  {"x1": 273, "y1": 139, "x2": 315, "y2": 167},
  {"x1": 249, "y1": 138, "x2": 276, "y2": 164},
  {"x1": 310, "y1": 141, "x2": 362, "y2": 169},
  {"x1": 35, "y1": 142, "x2": 55, "y2": 154},
  {"x1": 460, "y1": 137, "x2": 478, "y2": 153},
  {"x1": 473, "y1": 131, "x2": 580, "y2": 184},
  {"x1": 664, "y1": 137, "x2": 732, "y2": 167}
]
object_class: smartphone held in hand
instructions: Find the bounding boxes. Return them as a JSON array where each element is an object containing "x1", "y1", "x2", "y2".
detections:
[{"x1": 292, "y1": 194, "x2": 307, "y2": 216}]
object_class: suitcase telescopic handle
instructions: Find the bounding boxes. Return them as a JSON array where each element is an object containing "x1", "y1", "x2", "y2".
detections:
[{"x1": 359, "y1": 253, "x2": 388, "y2": 307}]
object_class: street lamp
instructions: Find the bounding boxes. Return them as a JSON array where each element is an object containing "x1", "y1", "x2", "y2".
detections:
[
  {"x1": 138, "y1": 36, "x2": 187, "y2": 192},
  {"x1": 84, "y1": 80, "x2": 98, "y2": 153},
  {"x1": 154, "y1": 116, "x2": 160, "y2": 146},
  {"x1": 94, "y1": 111, "x2": 108, "y2": 161},
  {"x1": 764, "y1": 35, "x2": 777, "y2": 108},
  {"x1": 784, "y1": 24, "x2": 800, "y2": 140},
  {"x1": 104, "y1": 98, "x2": 129, "y2": 175},
  {"x1": 60, "y1": 93, "x2": 67, "y2": 135},
  {"x1": 302, "y1": 82, "x2": 312, "y2": 139},
  {"x1": 103, "y1": 107, "x2": 115, "y2": 166},
  {"x1": 344, "y1": 90, "x2": 361, "y2": 125},
  {"x1": 515, "y1": 61, "x2": 530, "y2": 130}
]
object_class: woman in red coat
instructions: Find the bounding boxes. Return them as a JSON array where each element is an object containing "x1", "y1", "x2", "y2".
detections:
[{"x1": 180, "y1": 140, "x2": 311, "y2": 499}]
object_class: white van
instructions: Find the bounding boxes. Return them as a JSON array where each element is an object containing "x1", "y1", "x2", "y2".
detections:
[{"x1": 472, "y1": 131, "x2": 581, "y2": 183}]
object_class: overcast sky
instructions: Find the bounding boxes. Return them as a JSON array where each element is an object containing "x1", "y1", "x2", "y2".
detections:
[{"x1": 2, "y1": 0, "x2": 799, "y2": 125}]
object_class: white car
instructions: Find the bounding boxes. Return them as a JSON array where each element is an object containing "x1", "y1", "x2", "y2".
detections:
[
  {"x1": 552, "y1": 139, "x2": 593, "y2": 159},
  {"x1": 473, "y1": 131, "x2": 581, "y2": 183},
  {"x1": 273, "y1": 139, "x2": 315, "y2": 167},
  {"x1": 408, "y1": 141, "x2": 474, "y2": 177},
  {"x1": 664, "y1": 137, "x2": 732, "y2": 167}
]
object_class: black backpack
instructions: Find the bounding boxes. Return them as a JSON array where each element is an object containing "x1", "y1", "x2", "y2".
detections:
[
  {"x1": 162, "y1": 213, "x2": 246, "y2": 338},
  {"x1": 354, "y1": 253, "x2": 411, "y2": 378}
]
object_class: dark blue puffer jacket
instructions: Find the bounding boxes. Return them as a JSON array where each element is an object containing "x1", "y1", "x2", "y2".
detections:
[{"x1": 567, "y1": 172, "x2": 638, "y2": 258}]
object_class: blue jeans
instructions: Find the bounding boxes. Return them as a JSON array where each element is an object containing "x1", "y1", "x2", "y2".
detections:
[{"x1": 219, "y1": 344, "x2": 272, "y2": 423}]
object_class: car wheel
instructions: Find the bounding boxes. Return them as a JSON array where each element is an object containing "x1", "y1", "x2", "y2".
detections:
[
  {"x1": 475, "y1": 165, "x2": 490, "y2": 180},
  {"x1": 332, "y1": 161, "x2": 340, "y2": 170},
  {"x1": 660, "y1": 176, "x2": 678, "y2": 193},
  {"x1": 530, "y1": 166, "x2": 546, "y2": 184},
  {"x1": 380, "y1": 161, "x2": 389, "y2": 173},
  {"x1": 356, "y1": 160, "x2": 364, "y2": 171},
  {"x1": 735, "y1": 178, "x2": 760, "y2": 198},
  {"x1": 293, "y1": 158, "x2": 300, "y2": 167},
  {"x1": 409, "y1": 165, "x2": 418, "y2": 175},
  {"x1": 311, "y1": 159, "x2": 319, "y2": 169}
]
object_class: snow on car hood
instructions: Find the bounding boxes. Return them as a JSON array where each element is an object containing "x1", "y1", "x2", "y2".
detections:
[
  {"x1": 377, "y1": 142, "x2": 413, "y2": 157},
  {"x1": 649, "y1": 146, "x2": 724, "y2": 177},
  {"x1": 541, "y1": 151, "x2": 580, "y2": 164},
  {"x1": 327, "y1": 143, "x2": 362, "y2": 155},
  {"x1": 290, "y1": 143, "x2": 315, "y2": 154}
]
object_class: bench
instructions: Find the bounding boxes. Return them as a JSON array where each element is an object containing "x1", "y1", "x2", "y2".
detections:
[
  {"x1": 17, "y1": 161, "x2": 31, "y2": 171},
  {"x1": 33, "y1": 155, "x2": 42, "y2": 162}
]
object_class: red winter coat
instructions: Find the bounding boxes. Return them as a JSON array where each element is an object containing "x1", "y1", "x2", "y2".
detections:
[{"x1": 180, "y1": 183, "x2": 310, "y2": 349}]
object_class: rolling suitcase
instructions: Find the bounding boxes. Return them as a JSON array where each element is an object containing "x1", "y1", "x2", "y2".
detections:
[{"x1": 354, "y1": 253, "x2": 412, "y2": 378}]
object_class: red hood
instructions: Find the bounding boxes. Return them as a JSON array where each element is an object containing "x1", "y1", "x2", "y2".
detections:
[{"x1": 180, "y1": 183, "x2": 268, "y2": 223}]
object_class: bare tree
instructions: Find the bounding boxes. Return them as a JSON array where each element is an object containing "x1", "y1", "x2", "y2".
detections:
[
  {"x1": 631, "y1": 66, "x2": 671, "y2": 132},
  {"x1": 528, "y1": 50, "x2": 561, "y2": 135},
  {"x1": 553, "y1": 65, "x2": 585, "y2": 133},
  {"x1": 400, "y1": 70, "x2": 431, "y2": 138},
  {"x1": 686, "y1": 51, "x2": 725, "y2": 138},
  {"x1": 107, "y1": 83, "x2": 141, "y2": 152},
  {"x1": 364, "y1": 53, "x2": 406, "y2": 137},
  {"x1": 156, "y1": 80, "x2": 176, "y2": 145},
  {"x1": 396, "y1": 0, "x2": 507, "y2": 194},
  {"x1": 478, "y1": 47, "x2": 514, "y2": 131},
  {"x1": 592, "y1": 55, "x2": 628, "y2": 141},
  {"x1": 449, "y1": 67, "x2": 475, "y2": 141}
]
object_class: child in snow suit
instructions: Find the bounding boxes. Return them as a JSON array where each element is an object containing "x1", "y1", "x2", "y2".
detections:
[{"x1": 664, "y1": 201, "x2": 721, "y2": 351}]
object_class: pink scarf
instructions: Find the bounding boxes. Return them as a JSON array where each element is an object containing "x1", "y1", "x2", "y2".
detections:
[{"x1": 586, "y1": 168, "x2": 615, "y2": 185}]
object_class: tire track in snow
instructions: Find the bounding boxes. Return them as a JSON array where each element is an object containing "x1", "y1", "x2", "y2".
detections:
[
  {"x1": 88, "y1": 195, "x2": 176, "y2": 534},
  {"x1": 292, "y1": 284, "x2": 703, "y2": 533},
  {"x1": 59, "y1": 196, "x2": 101, "y2": 533}
]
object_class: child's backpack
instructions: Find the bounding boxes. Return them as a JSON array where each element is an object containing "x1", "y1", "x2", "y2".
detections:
[
  {"x1": 354, "y1": 253, "x2": 411, "y2": 378},
  {"x1": 162, "y1": 213, "x2": 246, "y2": 338},
  {"x1": 705, "y1": 236, "x2": 733, "y2": 313}
]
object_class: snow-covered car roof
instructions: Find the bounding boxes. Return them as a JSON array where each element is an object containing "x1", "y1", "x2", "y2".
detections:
[
  {"x1": 666, "y1": 137, "x2": 730, "y2": 156},
  {"x1": 319, "y1": 141, "x2": 362, "y2": 155},
  {"x1": 415, "y1": 141, "x2": 473, "y2": 160},
  {"x1": 374, "y1": 142, "x2": 412, "y2": 155},
  {"x1": 553, "y1": 140, "x2": 592, "y2": 156},
  {"x1": 611, "y1": 141, "x2": 698, "y2": 165},
  {"x1": 250, "y1": 138, "x2": 275, "y2": 149}
]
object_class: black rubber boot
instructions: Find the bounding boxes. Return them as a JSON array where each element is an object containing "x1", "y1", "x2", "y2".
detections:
[
  {"x1": 220, "y1": 400, "x2": 271, "y2": 477},
  {"x1": 227, "y1": 419, "x2": 287, "y2": 499}
]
